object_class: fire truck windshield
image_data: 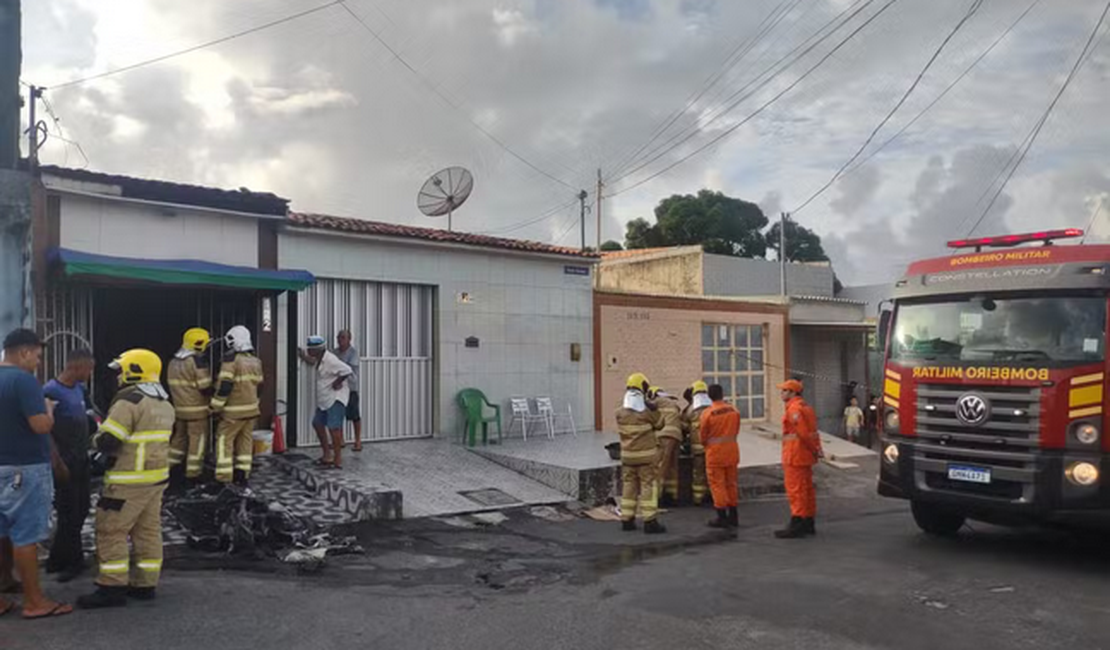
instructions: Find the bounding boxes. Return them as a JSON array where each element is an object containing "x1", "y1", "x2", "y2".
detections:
[{"x1": 891, "y1": 296, "x2": 1106, "y2": 364}]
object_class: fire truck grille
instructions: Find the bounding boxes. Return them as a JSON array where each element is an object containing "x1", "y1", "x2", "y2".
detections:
[
  {"x1": 915, "y1": 384, "x2": 1041, "y2": 447},
  {"x1": 912, "y1": 383, "x2": 1040, "y2": 501}
]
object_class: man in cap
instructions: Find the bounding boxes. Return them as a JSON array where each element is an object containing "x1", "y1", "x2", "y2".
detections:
[
  {"x1": 775, "y1": 379, "x2": 822, "y2": 539},
  {"x1": 298, "y1": 336, "x2": 353, "y2": 469}
]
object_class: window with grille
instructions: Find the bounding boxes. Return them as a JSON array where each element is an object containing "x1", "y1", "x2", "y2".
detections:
[{"x1": 701, "y1": 323, "x2": 767, "y2": 419}]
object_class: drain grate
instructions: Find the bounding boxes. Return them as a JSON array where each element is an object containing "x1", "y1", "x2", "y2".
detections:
[{"x1": 458, "y1": 488, "x2": 521, "y2": 507}]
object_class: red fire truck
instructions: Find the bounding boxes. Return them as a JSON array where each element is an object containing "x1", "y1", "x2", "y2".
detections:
[{"x1": 877, "y1": 229, "x2": 1109, "y2": 534}]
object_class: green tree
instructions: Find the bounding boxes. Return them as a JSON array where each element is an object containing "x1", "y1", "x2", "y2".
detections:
[
  {"x1": 599, "y1": 240, "x2": 624, "y2": 252},
  {"x1": 766, "y1": 216, "x2": 828, "y2": 262},
  {"x1": 624, "y1": 217, "x2": 665, "y2": 249},
  {"x1": 622, "y1": 189, "x2": 769, "y2": 257}
]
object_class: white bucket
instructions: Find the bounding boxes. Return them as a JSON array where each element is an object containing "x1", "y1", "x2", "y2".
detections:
[{"x1": 252, "y1": 430, "x2": 274, "y2": 456}]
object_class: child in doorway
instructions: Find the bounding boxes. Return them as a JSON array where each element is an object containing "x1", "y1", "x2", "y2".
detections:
[{"x1": 843, "y1": 396, "x2": 864, "y2": 444}]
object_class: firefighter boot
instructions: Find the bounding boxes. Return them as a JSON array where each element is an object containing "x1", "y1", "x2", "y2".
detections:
[
  {"x1": 127, "y1": 587, "x2": 157, "y2": 601},
  {"x1": 774, "y1": 517, "x2": 807, "y2": 539},
  {"x1": 802, "y1": 517, "x2": 816, "y2": 536},
  {"x1": 727, "y1": 507, "x2": 739, "y2": 529},
  {"x1": 77, "y1": 585, "x2": 128, "y2": 609},
  {"x1": 643, "y1": 519, "x2": 667, "y2": 535},
  {"x1": 233, "y1": 469, "x2": 249, "y2": 488},
  {"x1": 707, "y1": 509, "x2": 729, "y2": 528},
  {"x1": 621, "y1": 520, "x2": 637, "y2": 532}
]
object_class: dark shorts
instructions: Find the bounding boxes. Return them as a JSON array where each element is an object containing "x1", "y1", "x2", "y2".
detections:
[
  {"x1": 0, "y1": 463, "x2": 53, "y2": 547},
  {"x1": 345, "y1": 391, "x2": 360, "y2": 422}
]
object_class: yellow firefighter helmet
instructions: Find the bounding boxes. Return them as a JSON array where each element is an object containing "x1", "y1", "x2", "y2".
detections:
[
  {"x1": 626, "y1": 372, "x2": 649, "y2": 391},
  {"x1": 109, "y1": 349, "x2": 163, "y2": 385},
  {"x1": 691, "y1": 380, "x2": 708, "y2": 394},
  {"x1": 182, "y1": 327, "x2": 211, "y2": 353}
]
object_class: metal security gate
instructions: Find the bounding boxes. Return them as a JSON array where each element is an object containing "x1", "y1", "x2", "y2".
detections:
[{"x1": 296, "y1": 278, "x2": 434, "y2": 443}]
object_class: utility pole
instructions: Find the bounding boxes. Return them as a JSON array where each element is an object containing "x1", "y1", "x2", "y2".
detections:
[
  {"x1": 595, "y1": 168, "x2": 603, "y2": 249},
  {"x1": 26, "y1": 85, "x2": 40, "y2": 170},
  {"x1": 0, "y1": 0, "x2": 21, "y2": 170},
  {"x1": 578, "y1": 189, "x2": 588, "y2": 251},
  {"x1": 779, "y1": 212, "x2": 788, "y2": 296}
]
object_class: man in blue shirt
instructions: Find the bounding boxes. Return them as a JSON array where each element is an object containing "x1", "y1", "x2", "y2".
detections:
[
  {"x1": 0, "y1": 329, "x2": 72, "y2": 618},
  {"x1": 43, "y1": 348, "x2": 95, "y2": 582}
]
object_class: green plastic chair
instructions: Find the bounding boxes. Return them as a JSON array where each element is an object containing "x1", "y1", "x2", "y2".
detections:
[{"x1": 457, "y1": 388, "x2": 502, "y2": 447}]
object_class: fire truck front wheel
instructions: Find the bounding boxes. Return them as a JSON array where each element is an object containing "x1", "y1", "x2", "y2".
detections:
[{"x1": 911, "y1": 500, "x2": 966, "y2": 537}]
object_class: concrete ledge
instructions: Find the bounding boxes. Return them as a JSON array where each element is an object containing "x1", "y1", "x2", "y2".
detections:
[{"x1": 268, "y1": 454, "x2": 404, "y2": 521}]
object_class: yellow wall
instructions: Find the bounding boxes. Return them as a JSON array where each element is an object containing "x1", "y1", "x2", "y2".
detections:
[{"x1": 595, "y1": 251, "x2": 703, "y2": 296}]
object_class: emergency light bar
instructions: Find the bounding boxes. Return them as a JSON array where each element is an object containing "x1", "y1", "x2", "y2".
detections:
[{"x1": 947, "y1": 228, "x2": 1083, "y2": 250}]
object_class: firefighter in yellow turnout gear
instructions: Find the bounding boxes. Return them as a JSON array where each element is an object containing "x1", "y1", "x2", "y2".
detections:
[
  {"x1": 616, "y1": 373, "x2": 667, "y2": 534},
  {"x1": 649, "y1": 388, "x2": 683, "y2": 506},
  {"x1": 78, "y1": 349, "x2": 175, "y2": 609},
  {"x1": 167, "y1": 328, "x2": 212, "y2": 485},
  {"x1": 210, "y1": 326, "x2": 263, "y2": 486},
  {"x1": 683, "y1": 381, "x2": 712, "y2": 506}
]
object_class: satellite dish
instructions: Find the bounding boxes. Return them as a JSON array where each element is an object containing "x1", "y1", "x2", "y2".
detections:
[{"x1": 417, "y1": 166, "x2": 473, "y2": 232}]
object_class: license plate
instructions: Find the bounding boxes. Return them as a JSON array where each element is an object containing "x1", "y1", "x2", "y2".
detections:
[{"x1": 948, "y1": 465, "x2": 991, "y2": 484}]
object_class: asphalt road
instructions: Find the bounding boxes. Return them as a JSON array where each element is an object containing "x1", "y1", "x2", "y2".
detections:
[{"x1": 4, "y1": 459, "x2": 1108, "y2": 649}]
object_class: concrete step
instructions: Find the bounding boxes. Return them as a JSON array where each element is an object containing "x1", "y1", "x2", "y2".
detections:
[{"x1": 267, "y1": 453, "x2": 404, "y2": 521}]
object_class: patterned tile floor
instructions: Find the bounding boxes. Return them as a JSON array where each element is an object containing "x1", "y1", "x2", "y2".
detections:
[
  {"x1": 68, "y1": 459, "x2": 355, "y2": 554},
  {"x1": 293, "y1": 439, "x2": 572, "y2": 518}
]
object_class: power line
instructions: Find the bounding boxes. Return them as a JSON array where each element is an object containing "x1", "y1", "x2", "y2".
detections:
[
  {"x1": 606, "y1": 0, "x2": 900, "y2": 199},
  {"x1": 604, "y1": 0, "x2": 883, "y2": 193},
  {"x1": 338, "y1": 1, "x2": 578, "y2": 191},
  {"x1": 837, "y1": 0, "x2": 1043, "y2": 181},
  {"x1": 477, "y1": 196, "x2": 583, "y2": 236},
  {"x1": 790, "y1": 0, "x2": 985, "y2": 215},
  {"x1": 1080, "y1": 197, "x2": 1106, "y2": 244},
  {"x1": 603, "y1": 0, "x2": 801, "y2": 181},
  {"x1": 965, "y1": 0, "x2": 1110, "y2": 237},
  {"x1": 47, "y1": 0, "x2": 345, "y2": 90}
]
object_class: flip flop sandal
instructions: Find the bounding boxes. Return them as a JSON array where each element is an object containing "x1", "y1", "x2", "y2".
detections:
[
  {"x1": 23, "y1": 603, "x2": 73, "y2": 620},
  {"x1": 313, "y1": 459, "x2": 334, "y2": 467}
]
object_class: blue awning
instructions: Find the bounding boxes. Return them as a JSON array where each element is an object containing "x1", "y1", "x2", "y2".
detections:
[{"x1": 50, "y1": 248, "x2": 315, "y2": 291}]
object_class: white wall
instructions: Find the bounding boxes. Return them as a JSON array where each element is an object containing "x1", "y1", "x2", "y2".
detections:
[
  {"x1": 59, "y1": 194, "x2": 260, "y2": 266},
  {"x1": 279, "y1": 230, "x2": 595, "y2": 439},
  {"x1": 703, "y1": 254, "x2": 835, "y2": 297}
]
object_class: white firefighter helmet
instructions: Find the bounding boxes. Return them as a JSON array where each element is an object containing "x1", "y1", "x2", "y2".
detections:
[{"x1": 225, "y1": 325, "x2": 253, "y2": 353}]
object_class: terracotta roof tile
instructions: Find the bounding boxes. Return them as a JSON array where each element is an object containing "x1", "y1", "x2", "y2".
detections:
[{"x1": 287, "y1": 212, "x2": 600, "y2": 259}]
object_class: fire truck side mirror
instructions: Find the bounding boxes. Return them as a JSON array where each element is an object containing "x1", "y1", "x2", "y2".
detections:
[{"x1": 878, "y1": 309, "x2": 892, "y2": 354}]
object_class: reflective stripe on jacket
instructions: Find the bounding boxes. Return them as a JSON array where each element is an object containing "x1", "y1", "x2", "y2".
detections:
[
  {"x1": 97, "y1": 386, "x2": 176, "y2": 486},
  {"x1": 683, "y1": 405, "x2": 709, "y2": 454},
  {"x1": 615, "y1": 407, "x2": 663, "y2": 467},
  {"x1": 210, "y1": 353, "x2": 263, "y2": 420},
  {"x1": 167, "y1": 355, "x2": 211, "y2": 421}
]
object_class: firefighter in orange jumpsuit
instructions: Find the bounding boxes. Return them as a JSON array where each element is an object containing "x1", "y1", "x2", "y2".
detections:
[
  {"x1": 699, "y1": 384, "x2": 740, "y2": 528},
  {"x1": 775, "y1": 379, "x2": 822, "y2": 539}
]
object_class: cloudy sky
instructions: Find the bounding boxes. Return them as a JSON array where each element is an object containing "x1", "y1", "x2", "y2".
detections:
[{"x1": 19, "y1": 0, "x2": 1110, "y2": 284}]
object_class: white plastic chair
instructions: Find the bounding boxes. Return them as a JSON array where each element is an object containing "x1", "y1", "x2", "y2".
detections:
[
  {"x1": 536, "y1": 397, "x2": 577, "y2": 438},
  {"x1": 508, "y1": 397, "x2": 550, "y2": 441}
]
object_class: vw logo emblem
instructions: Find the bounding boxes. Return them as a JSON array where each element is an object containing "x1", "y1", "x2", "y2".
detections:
[{"x1": 955, "y1": 393, "x2": 991, "y2": 427}]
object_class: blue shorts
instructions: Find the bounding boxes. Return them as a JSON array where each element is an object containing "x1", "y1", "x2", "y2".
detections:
[
  {"x1": 313, "y1": 402, "x2": 346, "y2": 431},
  {"x1": 0, "y1": 463, "x2": 54, "y2": 547}
]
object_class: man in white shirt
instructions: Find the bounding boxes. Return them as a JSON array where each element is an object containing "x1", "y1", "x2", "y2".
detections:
[{"x1": 298, "y1": 336, "x2": 352, "y2": 469}]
